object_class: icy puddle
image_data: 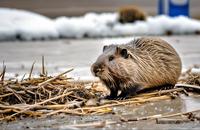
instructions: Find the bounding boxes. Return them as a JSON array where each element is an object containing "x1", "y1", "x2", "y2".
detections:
[
  {"x1": 113, "y1": 94, "x2": 200, "y2": 117},
  {"x1": 1, "y1": 94, "x2": 200, "y2": 130}
]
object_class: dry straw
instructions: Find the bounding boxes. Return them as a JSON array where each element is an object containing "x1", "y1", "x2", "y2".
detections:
[{"x1": 0, "y1": 60, "x2": 200, "y2": 122}]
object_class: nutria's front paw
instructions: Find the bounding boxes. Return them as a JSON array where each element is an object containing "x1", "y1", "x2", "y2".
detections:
[
  {"x1": 116, "y1": 95, "x2": 131, "y2": 100},
  {"x1": 99, "y1": 95, "x2": 116, "y2": 100}
]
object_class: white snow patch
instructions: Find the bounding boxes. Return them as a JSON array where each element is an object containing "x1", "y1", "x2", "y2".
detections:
[
  {"x1": 54, "y1": 13, "x2": 118, "y2": 38},
  {"x1": 0, "y1": 8, "x2": 59, "y2": 40},
  {"x1": 1, "y1": 8, "x2": 200, "y2": 41},
  {"x1": 191, "y1": 68, "x2": 200, "y2": 73},
  {"x1": 55, "y1": 14, "x2": 200, "y2": 38}
]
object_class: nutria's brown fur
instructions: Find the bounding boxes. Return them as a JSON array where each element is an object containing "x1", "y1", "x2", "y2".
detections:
[{"x1": 91, "y1": 37, "x2": 182, "y2": 99}]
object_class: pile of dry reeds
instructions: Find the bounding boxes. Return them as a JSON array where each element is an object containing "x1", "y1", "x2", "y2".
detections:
[
  {"x1": 176, "y1": 65, "x2": 200, "y2": 92},
  {"x1": 0, "y1": 67, "x2": 106, "y2": 121},
  {"x1": 0, "y1": 60, "x2": 199, "y2": 121}
]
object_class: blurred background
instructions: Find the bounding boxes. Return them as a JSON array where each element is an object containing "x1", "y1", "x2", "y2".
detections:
[
  {"x1": 0, "y1": 0, "x2": 199, "y2": 18},
  {"x1": 1, "y1": 0, "x2": 200, "y2": 40}
]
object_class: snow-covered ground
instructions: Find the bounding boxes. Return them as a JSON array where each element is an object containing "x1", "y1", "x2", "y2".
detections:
[{"x1": 0, "y1": 8, "x2": 200, "y2": 41}]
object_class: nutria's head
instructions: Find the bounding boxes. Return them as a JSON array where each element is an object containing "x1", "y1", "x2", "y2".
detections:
[{"x1": 91, "y1": 45, "x2": 136, "y2": 86}]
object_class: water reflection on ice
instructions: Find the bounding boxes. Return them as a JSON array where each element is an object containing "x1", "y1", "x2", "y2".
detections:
[
  {"x1": 112, "y1": 94, "x2": 200, "y2": 117},
  {"x1": 181, "y1": 94, "x2": 200, "y2": 112}
]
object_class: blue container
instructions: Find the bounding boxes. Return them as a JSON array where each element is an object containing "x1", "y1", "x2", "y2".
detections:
[
  {"x1": 158, "y1": 0, "x2": 190, "y2": 17},
  {"x1": 168, "y1": 0, "x2": 189, "y2": 17}
]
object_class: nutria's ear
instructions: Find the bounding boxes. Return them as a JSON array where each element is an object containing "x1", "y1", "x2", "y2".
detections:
[
  {"x1": 103, "y1": 45, "x2": 108, "y2": 52},
  {"x1": 115, "y1": 46, "x2": 121, "y2": 54},
  {"x1": 120, "y1": 48, "x2": 129, "y2": 59},
  {"x1": 115, "y1": 47, "x2": 128, "y2": 58}
]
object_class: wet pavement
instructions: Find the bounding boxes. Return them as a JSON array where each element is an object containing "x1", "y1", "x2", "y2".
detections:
[{"x1": 0, "y1": 35, "x2": 200, "y2": 129}]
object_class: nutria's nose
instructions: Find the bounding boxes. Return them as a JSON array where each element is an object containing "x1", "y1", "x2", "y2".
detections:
[
  {"x1": 93, "y1": 66, "x2": 100, "y2": 75},
  {"x1": 93, "y1": 68, "x2": 99, "y2": 75},
  {"x1": 92, "y1": 64, "x2": 103, "y2": 76}
]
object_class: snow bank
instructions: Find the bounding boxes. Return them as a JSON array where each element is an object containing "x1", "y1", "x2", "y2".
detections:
[
  {"x1": 54, "y1": 13, "x2": 118, "y2": 38},
  {"x1": 55, "y1": 13, "x2": 200, "y2": 37},
  {"x1": 1, "y1": 8, "x2": 200, "y2": 41},
  {"x1": 191, "y1": 68, "x2": 200, "y2": 73},
  {"x1": 0, "y1": 8, "x2": 58, "y2": 41}
]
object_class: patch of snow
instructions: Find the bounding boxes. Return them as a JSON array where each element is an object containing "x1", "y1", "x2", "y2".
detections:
[
  {"x1": 0, "y1": 8, "x2": 59, "y2": 41},
  {"x1": 191, "y1": 68, "x2": 200, "y2": 73},
  {"x1": 55, "y1": 14, "x2": 200, "y2": 37},
  {"x1": 54, "y1": 13, "x2": 118, "y2": 38},
  {"x1": 1, "y1": 8, "x2": 200, "y2": 41}
]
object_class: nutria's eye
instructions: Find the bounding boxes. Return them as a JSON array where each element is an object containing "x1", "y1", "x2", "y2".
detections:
[
  {"x1": 121, "y1": 49, "x2": 129, "y2": 59},
  {"x1": 109, "y1": 56, "x2": 114, "y2": 61}
]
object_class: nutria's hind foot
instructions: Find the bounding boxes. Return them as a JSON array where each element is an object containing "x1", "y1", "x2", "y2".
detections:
[
  {"x1": 100, "y1": 87, "x2": 118, "y2": 100},
  {"x1": 117, "y1": 84, "x2": 143, "y2": 100}
]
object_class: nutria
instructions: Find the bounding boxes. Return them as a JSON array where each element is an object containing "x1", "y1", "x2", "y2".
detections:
[
  {"x1": 91, "y1": 37, "x2": 182, "y2": 99},
  {"x1": 118, "y1": 5, "x2": 146, "y2": 23}
]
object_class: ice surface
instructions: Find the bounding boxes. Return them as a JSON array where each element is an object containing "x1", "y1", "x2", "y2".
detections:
[{"x1": 1, "y1": 8, "x2": 200, "y2": 41}]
